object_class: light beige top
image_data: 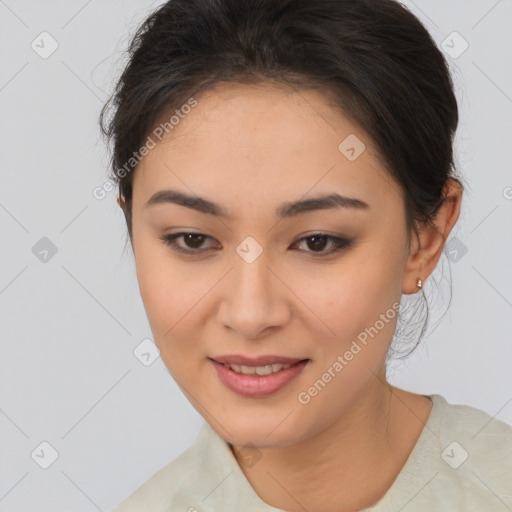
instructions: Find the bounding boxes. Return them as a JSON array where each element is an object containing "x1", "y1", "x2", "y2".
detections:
[{"x1": 111, "y1": 394, "x2": 512, "y2": 511}]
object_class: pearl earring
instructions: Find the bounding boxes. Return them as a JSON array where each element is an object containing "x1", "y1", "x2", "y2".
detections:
[{"x1": 417, "y1": 279, "x2": 422, "y2": 289}]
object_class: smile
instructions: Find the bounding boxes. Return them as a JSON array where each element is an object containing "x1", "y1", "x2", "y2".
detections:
[
  {"x1": 221, "y1": 362, "x2": 291, "y2": 376},
  {"x1": 209, "y1": 356, "x2": 310, "y2": 398}
]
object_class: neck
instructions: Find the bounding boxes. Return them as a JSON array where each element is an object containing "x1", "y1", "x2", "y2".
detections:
[{"x1": 231, "y1": 376, "x2": 432, "y2": 512}]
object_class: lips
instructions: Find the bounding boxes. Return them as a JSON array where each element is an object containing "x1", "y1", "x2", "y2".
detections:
[
  {"x1": 210, "y1": 354, "x2": 307, "y2": 366},
  {"x1": 209, "y1": 355, "x2": 310, "y2": 398}
]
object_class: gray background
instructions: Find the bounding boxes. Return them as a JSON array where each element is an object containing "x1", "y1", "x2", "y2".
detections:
[{"x1": 1, "y1": 0, "x2": 511, "y2": 510}]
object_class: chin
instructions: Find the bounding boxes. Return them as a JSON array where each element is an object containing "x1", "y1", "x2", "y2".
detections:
[{"x1": 213, "y1": 410, "x2": 308, "y2": 449}]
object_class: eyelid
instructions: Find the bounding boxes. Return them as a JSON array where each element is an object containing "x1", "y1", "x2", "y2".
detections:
[
  {"x1": 293, "y1": 233, "x2": 353, "y2": 255},
  {"x1": 160, "y1": 232, "x2": 219, "y2": 254},
  {"x1": 159, "y1": 231, "x2": 353, "y2": 257}
]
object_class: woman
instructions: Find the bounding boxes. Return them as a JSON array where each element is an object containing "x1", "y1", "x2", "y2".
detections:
[{"x1": 101, "y1": 0, "x2": 512, "y2": 510}]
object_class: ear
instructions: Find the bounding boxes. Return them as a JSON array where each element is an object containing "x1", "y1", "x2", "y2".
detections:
[
  {"x1": 117, "y1": 193, "x2": 126, "y2": 209},
  {"x1": 402, "y1": 178, "x2": 463, "y2": 295}
]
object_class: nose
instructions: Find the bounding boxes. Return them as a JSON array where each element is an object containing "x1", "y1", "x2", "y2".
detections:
[{"x1": 217, "y1": 255, "x2": 291, "y2": 340}]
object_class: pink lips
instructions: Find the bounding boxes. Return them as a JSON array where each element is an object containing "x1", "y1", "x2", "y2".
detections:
[
  {"x1": 209, "y1": 354, "x2": 310, "y2": 398},
  {"x1": 211, "y1": 354, "x2": 305, "y2": 366}
]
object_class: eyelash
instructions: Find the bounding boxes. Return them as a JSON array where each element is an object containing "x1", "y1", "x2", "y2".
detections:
[{"x1": 159, "y1": 232, "x2": 353, "y2": 258}]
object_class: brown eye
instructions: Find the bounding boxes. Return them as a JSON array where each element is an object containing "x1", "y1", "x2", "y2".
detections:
[
  {"x1": 305, "y1": 235, "x2": 329, "y2": 251},
  {"x1": 160, "y1": 233, "x2": 218, "y2": 254},
  {"x1": 292, "y1": 234, "x2": 353, "y2": 257},
  {"x1": 159, "y1": 232, "x2": 352, "y2": 257},
  {"x1": 181, "y1": 233, "x2": 206, "y2": 249}
]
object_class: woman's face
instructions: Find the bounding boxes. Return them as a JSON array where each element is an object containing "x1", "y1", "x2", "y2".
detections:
[{"x1": 129, "y1": 82, "x2": 414, "y2": 448}]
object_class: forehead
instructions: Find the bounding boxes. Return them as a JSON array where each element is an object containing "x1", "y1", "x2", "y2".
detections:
[
  {"x1": 150, "y1": 82, "x2": 368, "y2": 152},
  {"x1": 132, "y1": 82, "x2": 401, "y2": 214}
]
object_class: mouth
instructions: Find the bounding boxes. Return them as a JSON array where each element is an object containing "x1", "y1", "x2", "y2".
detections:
[{"x1": 208, "y1": 355, "x2": 310, "y2": 397}]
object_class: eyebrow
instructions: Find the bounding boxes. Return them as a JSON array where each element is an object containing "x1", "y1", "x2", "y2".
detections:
[{"x1": 145, "y1": 189, "x2": 370, "y2": 219}]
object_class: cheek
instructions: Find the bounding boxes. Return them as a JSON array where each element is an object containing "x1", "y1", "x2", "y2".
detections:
[
  {"x1": 137, "y1": 264, "x2": 202, "y2": 379},
  {"x1": 296, "y1": 251, "x2": 401, "y2": 336},
  {"x1": 289, "y1": 238, "x2": 404, "y2": 372},
  {"x1": 134, "y1": 235, "x2": 197, "y2": 341},
  {"x1": 290, "y1": 261, "x2": 401, "y2": 436},
  {"x1": 133, "y1": 236, "x2": 220, "y2": 386},
  {"x1": 136, "y1": 254, "x2": 176, "y2": 329}
]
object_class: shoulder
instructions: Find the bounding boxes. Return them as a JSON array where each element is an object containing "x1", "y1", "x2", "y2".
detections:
[
  {"x1": 436, "y1": 393, "x2": 512, "y2": 435},
  {"x1": 408, "y1": 394, "x2": 512, "y2": 511},
  {"x1": 109, "y1": 427, "x2": 202, "y2": 512},
  {"x1": 373, "y1": 394, "x2": 512, "y2": 512},
  {"x1": 434, "y1": 393, "x2": 512, "y2": 465},
  {"x1": 109, "y1": 420, "x2": 280, "y2": 512}
]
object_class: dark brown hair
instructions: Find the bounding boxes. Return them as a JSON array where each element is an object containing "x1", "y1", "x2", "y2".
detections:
[{"x1": 99, "y1": 0, "x2": 464, "y2": 357}]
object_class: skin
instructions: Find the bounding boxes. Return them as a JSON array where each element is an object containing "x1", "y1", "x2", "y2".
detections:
[{"x1": 119, "y1": 82, "x2": 462, "y2": 512}]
